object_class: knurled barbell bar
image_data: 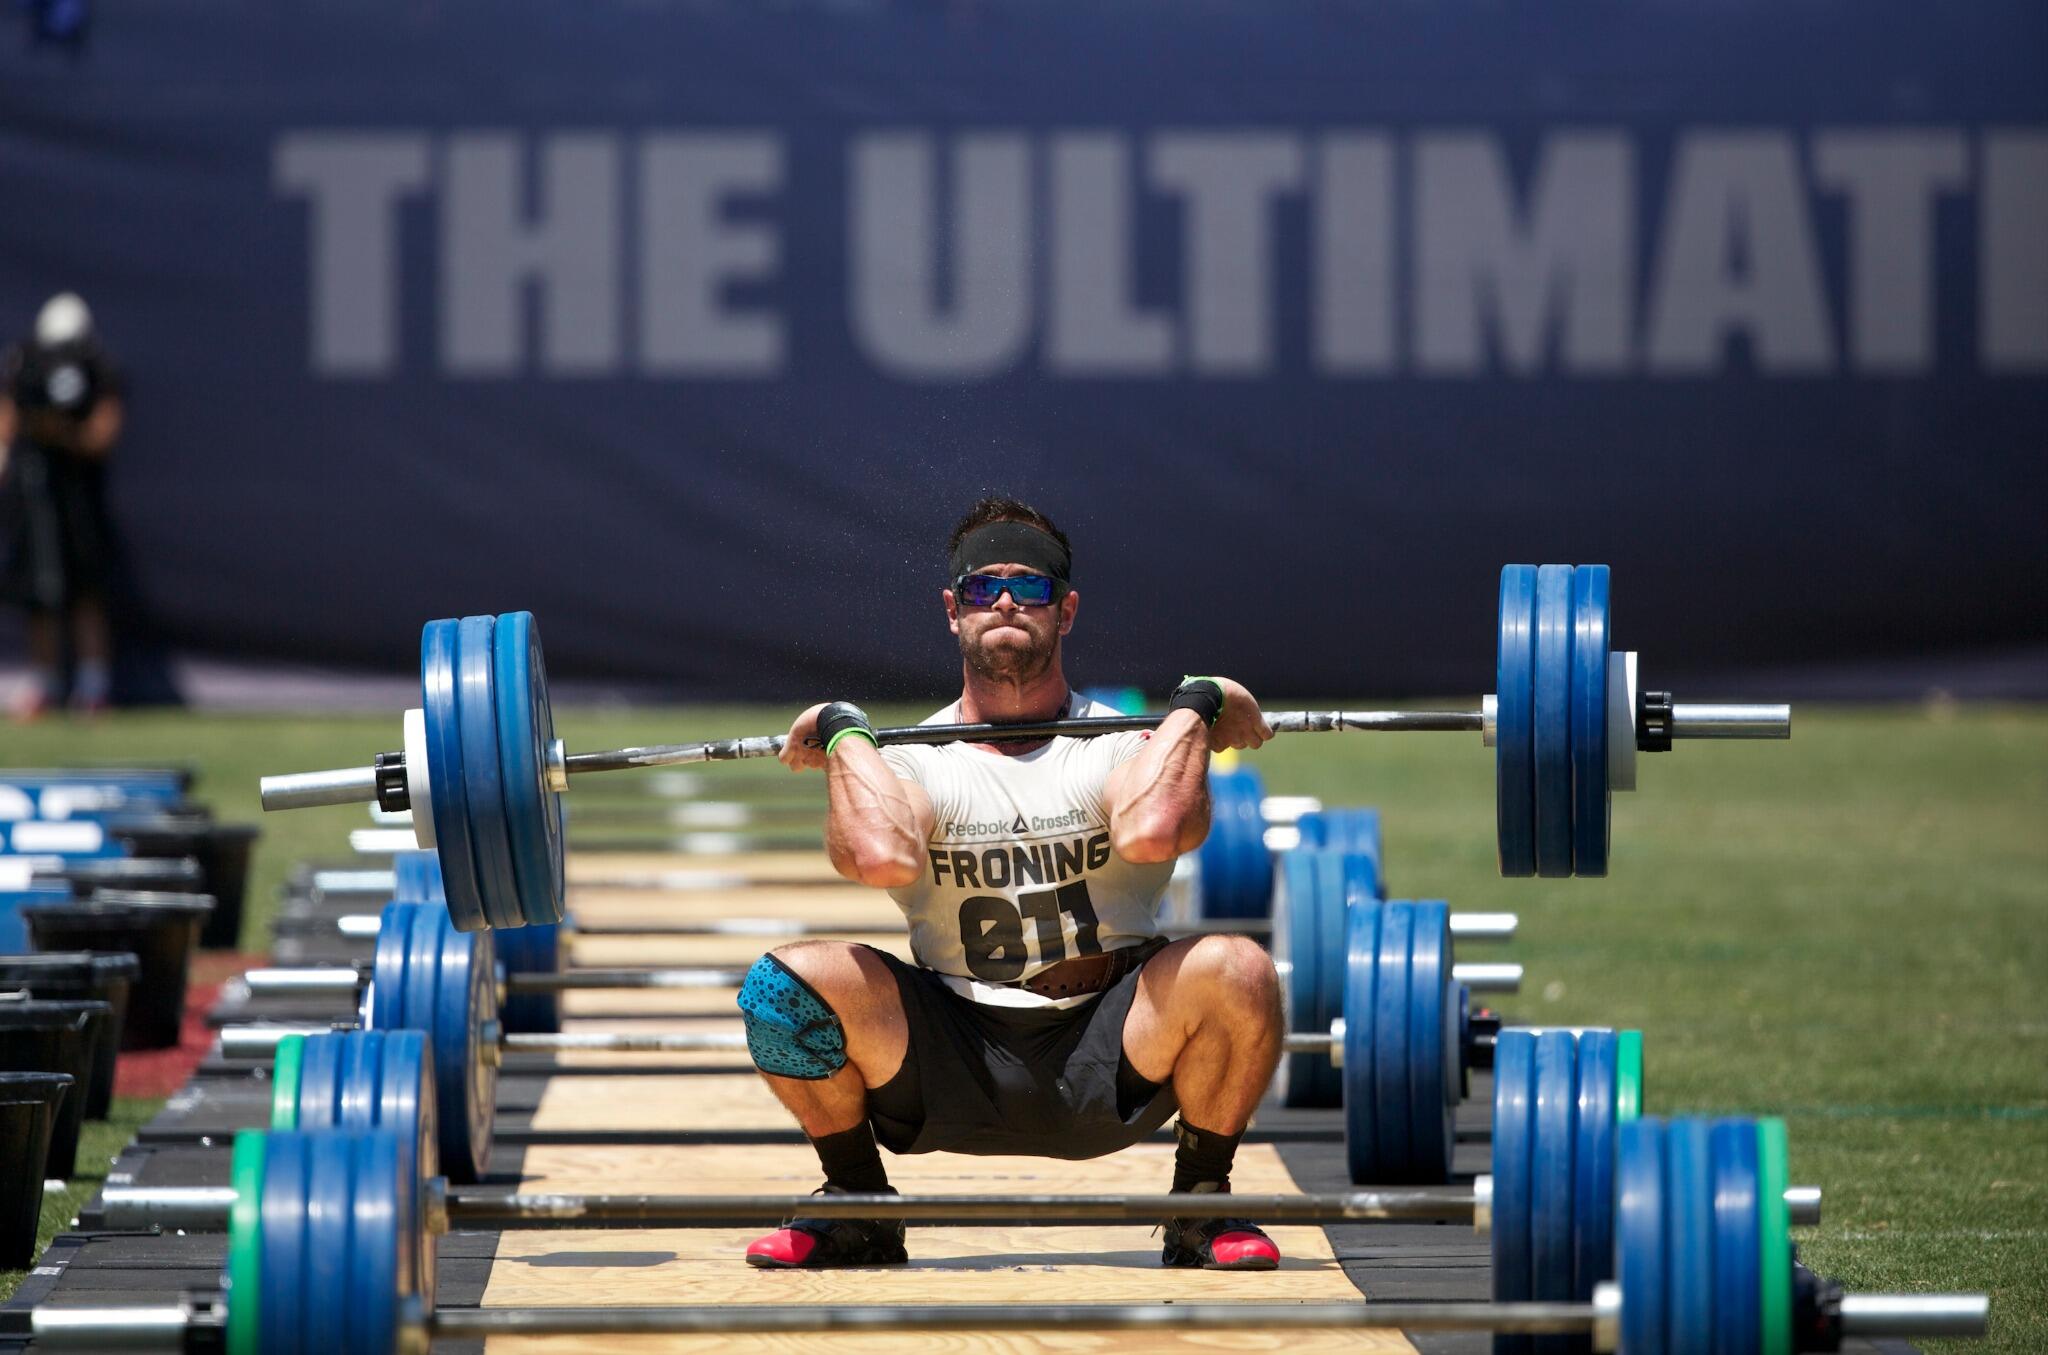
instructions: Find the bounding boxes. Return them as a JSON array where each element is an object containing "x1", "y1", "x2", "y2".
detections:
[
  {"x1": 79, "y1": 1106, "x2": 1951, "y2": 1355},
  {"x1": 257, "y1": 566, "x2": 1791, "y2": 930}
]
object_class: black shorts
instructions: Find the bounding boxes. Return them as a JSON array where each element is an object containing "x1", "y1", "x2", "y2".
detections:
[{"x1": 864, "y1": 941, "x2": 1179, "y2": 1160}]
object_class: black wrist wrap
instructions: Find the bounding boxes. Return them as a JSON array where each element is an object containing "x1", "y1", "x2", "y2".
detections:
[
  {"x1": 1167, "y1": 678, "x2": 1225, "y2": 728},
  {"x1": 815, "y1": 701, "x2": 875, "y2": 754}
]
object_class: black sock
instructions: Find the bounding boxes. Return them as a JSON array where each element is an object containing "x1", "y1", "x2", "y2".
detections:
[
  {"x1": 1171, "y1": 1118, "x2": 1244, "y2": 1193},
  {"x1": 811, "y1": 1122, "x2": 891, "y2": 1195}
]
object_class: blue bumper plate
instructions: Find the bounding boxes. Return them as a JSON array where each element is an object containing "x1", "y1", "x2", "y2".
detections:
[
  {"x1": 1532, "y1": 564, "x2": 1575, "y2": 877},
  {"x1": 494, "y1": 611, "x2": 566, "y2": 927},
  {"x1": 421, "y1": 619, "x2": 485, "y2": 931},
  {"x1": 1490, "y1": 1029, "x2": 1536, "y2": 1355},
  {"x1": 1570, "y1": 565, "x2": 1611, "y2": 876},
  {"x1": 1496, "y1": 566, "x2": 1538, "y2": 876}
]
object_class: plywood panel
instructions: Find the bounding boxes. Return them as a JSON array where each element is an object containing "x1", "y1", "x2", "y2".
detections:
[
  {"x1": 567, "y1": 885, "x2": 899, "y2": 926},
  {"x1": 530, "y1": 1075, "x2": 787, "y2": 1131},
  {"x1": 569, "y1": 853, "x2": 842, "y2": 885},
  {"x1": 560, "y1": 989, "x2": 739, "y2": 1018},
  {"x1": 565, "y1": 936, "x2": 913, "y2": 969},
  {"x1": 568, "y1": 891, "x2": 883, "y2": 924}
]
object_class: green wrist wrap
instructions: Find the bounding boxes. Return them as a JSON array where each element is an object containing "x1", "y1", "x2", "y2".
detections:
[{"x1": 824, "y1": 726, "x2": 879, "y2": 756}]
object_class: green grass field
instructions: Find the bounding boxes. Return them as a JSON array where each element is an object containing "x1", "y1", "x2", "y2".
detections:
[{"x1": 4, "y1": 703, "x2": 2043, "y2": 1351}]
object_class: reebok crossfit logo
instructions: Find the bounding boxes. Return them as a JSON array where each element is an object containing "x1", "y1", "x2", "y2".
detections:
[{"x1": 943, "y1": 806, "x2": 1091, "y2": 840}]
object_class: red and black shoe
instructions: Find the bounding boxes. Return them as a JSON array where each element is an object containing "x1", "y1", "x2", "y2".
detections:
[
  {"x1": 745, "y1": 1187, "x2": 909, "y2": 1269},
  {"x1": 1161, "y1": 1183, "x2": 1281, "y2": 1271}
]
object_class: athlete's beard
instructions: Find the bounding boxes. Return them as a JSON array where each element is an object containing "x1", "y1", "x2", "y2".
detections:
[{"x1": 960, "y1": 620, "x2": 1058, "y2": 686}]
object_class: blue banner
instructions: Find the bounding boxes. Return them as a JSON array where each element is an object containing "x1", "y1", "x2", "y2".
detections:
[{"x1": 2, "y1": 1, "x2": 2043, "y2": 700}]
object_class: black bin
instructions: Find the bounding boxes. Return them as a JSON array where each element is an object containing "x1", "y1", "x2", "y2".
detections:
[
  {"x1": 22, "y1": 892, "x2": 214, "y2": 1049},
  {"x1": 107, "y1": 816, "x2": 260, "y2": 949},
  {"x1": 0, "y1": 952, "x2": 139, "y2": 1115},
  {"x1": 0, "y1": 1001, "x2": 108, "y2": 1177},
  {"x1": 0, "y1": 1071, "x2": 73, "y2": 1267}
]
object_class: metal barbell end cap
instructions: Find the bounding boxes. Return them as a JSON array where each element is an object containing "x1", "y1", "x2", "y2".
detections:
[
  {"x1": 398, "y1": 1296, "x2": 432, "y2": 1355},
  {"x1": 1451, "y1": 962, "x2": 1522, "y2": 993},
  {"x1": 1327, "y1": 1017, "x2": 1345, "y2": 1070},
  {"x1": 1472, "y1": 1173, "x2": 1492, "y2": 1233},
  {"x1": 32, "y1": 1301, "x2": 196, "y2": 1349},
  {"x1": 423, "y1": 1175, "x2": 451, "y2": 1237},
  {"x1": 1838, "y1": 1293, "x2": 1990, "y2": 1338},
  {"x1": 1669, "y1": 703, "x2": 1792, "y2": 739},
  {"x1": 1448, "y1": 912, "x2": 1518, "y2": 941},
  {"x1": 1591, "y1": 1282, "x2": 1621, "y2": 1352},
  {"x1": 546, "y1": 738, "x2": 569, "y2": 792},
  {"x1": 351, "y1": 827, "x2": 423, "y2": 855},
  {"x1": 1784, "y1": 1185, "x2": 1821, "y2": 1226},
  {"x1": 1481, "y1": 693, "x2": 1497, "y2": 748}
]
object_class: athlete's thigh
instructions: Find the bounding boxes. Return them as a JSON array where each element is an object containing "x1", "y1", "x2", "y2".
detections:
[{"x1": 1119, "y1": 936, "x2": 1204, "y2": 1080}]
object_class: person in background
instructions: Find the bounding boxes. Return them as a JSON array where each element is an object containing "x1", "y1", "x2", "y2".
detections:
[{"x1": 0, "y1": 293, "x2": 125, "y2": 720}]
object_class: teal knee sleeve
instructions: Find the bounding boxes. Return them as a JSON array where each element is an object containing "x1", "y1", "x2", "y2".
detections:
[{"x1": 737, "y1": 952, "x2": 848, "y2": 1080}]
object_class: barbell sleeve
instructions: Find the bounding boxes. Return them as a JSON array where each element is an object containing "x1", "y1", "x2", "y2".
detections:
[
  {"x1": 1838, "y1": 1293, "x2": 1991, "y2": 1338},
  {"x1": 259, "y1": 765, "x2": 384, "y2": 812},
  {"x1": 1669, "y1": 703, "x2": 1792, "y2": 739}
]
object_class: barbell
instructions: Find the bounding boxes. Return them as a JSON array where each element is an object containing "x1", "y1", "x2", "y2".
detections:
[
  {"x1": 256, "y1": 565, "x2": 1792, "y2": 929},
  {"x1": 81, "y1": 1065, "x2": 1962, "y2": 1355},
  {"x1": 103, "y1": 1028, "x2": 1804, "y2": 1288}
]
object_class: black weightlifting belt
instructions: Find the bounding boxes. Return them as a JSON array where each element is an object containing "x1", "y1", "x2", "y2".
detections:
[{"x1": 1013, "y1": 938, "x2": 1168, "y2": 1000}]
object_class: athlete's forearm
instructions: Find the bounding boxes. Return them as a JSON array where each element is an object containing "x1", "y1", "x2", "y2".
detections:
[
  {"x1": 823, "y1": 742, "x2": 927, "y2": 888},
  {"x1": 1107, "y1": 708, "x2": 1211, "y2": 864}
]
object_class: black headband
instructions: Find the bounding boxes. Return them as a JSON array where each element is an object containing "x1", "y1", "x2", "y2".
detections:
[{"x1": 948, "y1": 521, "x2": 1071, "y2": 583}]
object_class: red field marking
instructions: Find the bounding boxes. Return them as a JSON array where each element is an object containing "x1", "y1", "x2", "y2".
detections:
[{"x1": 114, "y1": 952, "x2": 262, "y2": 1100}]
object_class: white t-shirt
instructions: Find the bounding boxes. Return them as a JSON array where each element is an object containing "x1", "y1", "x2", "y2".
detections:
[{"x1": 879, "y1": 697, "x2": 1171, "y2": 1008}]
